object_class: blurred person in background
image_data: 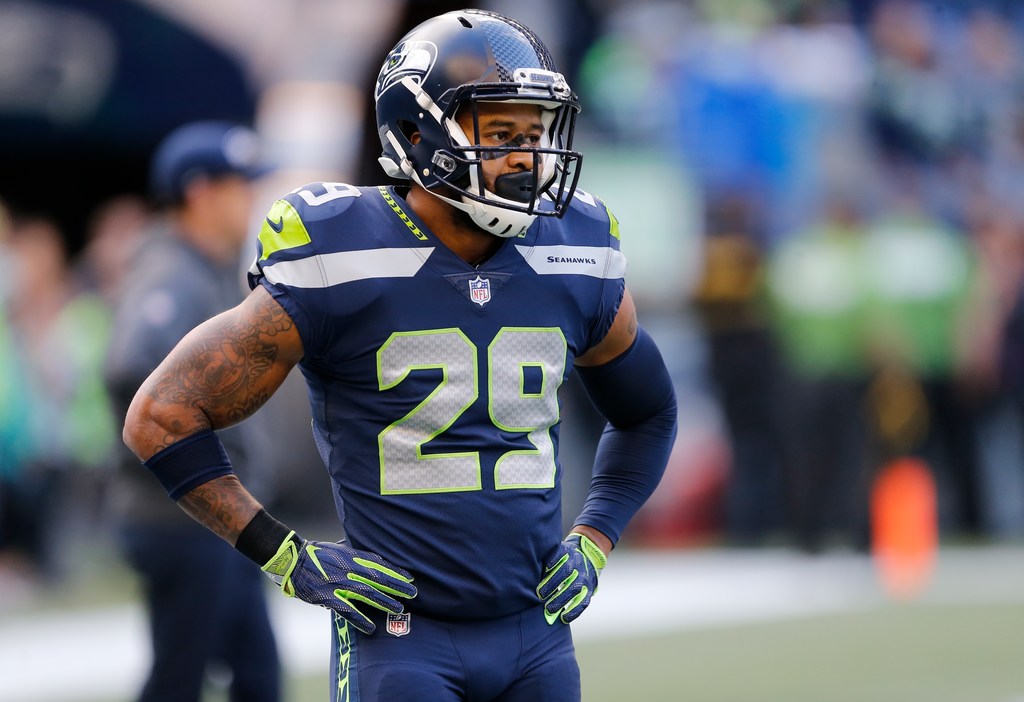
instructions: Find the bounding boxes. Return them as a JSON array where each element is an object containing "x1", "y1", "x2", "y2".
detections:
[
  {"x1": 651, "y1": 0, "x2": 875, "y2": 546},
  {"x1": 120, "y1": 9, "x2": 676, "y2": 701},
  {"x1": 691, "y1": 194, "x2": 788, "y2": 546},
  {"x1": 960, "y1": 196, "x2": 1024, "y2": 535},
  {"x1": 76, "y1": 195, "x2": 148, "y2": 306},
  {"x1": 866, "y1": 0, "x2": 979, "y2": 168},
  {"x1": 997, "y1": 212, "x2": 1024, "y2": 517},
  {"x1": 765, "y1": 189, "x2": 875, "y2": 551},
  {"x1": 861, "y1": 185, "x2": 982, "y2": 538},
  {"x1": 1, "y1": 215, "x2": 68, "y2": 581},
  {"x1": 0, "y1": 211, "x2": 120, "y2": 583},
  {"x1": 69, "y1": 195, "x2": 150, "y2": 542},
  {"x1": 0, "y1": 202, "x2": 38, "y2": 593},
  {"x1": 103, "y1": 120, "x2": 281, "y2": 702}
]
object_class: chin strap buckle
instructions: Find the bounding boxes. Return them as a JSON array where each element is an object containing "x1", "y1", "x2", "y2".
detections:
[{"x1": 431, "y1": 152, "x2": 457, "y2": 174}]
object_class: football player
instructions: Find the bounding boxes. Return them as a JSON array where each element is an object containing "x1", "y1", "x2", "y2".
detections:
[{"x1": 123, "y1": 9, "x2": 678, "y2": 701}]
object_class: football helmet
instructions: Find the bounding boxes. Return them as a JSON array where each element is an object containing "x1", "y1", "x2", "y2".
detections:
[{"x1": 374, "y1": 9, "x2": 582, "y2": 238}]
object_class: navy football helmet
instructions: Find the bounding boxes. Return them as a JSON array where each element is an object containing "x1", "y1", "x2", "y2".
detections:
[{"x1": 374, "y1": 9, "x2": 582, "y2": 238}]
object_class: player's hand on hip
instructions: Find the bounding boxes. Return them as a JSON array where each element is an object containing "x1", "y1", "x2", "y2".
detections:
[
  {"x1": 536, "y1": 533, "x2": 607, "y2": 625},
  {"x1": 262, "y1": 534, "x2": 416, "y2": 635}
]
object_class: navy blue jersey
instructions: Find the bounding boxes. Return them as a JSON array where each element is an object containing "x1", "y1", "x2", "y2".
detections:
[{"x1": 247, "y1": 183, "x2": 625, "y2": 620}]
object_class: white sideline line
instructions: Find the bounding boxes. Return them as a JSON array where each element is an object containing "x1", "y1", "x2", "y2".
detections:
[{"x1": 3, "y1": 546, "x2": 1023, "y2": 702}]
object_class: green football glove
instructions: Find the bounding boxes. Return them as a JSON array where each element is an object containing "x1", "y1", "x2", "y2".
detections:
[
  {"x1": 262, "y1": 532, "x2": 416, "y2": 635},
  {"x1": 536, "y1": 533, "x2": 607, "y2": 625}
]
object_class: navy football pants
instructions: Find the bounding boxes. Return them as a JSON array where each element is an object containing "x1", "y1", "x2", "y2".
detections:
[{"x1": 329, "y1": 606, "x2": 581, "y2": 701}]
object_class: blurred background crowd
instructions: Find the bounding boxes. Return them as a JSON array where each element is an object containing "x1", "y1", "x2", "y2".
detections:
[{"x1": 2, "y1": 0, "x2": 1024, "y2": 598}]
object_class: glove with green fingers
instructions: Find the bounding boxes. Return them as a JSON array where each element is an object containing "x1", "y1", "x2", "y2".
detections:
[
  {"x1": 263, "y1": 532, "x2": 417, "y2": 635},
  {"x1": 536, "y1": 533, "x2": 607, "y2": 625}
]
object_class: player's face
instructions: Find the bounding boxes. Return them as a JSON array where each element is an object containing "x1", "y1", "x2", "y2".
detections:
[{"x1": 456, "y1": 101, "x2": 545, "y2": 195}]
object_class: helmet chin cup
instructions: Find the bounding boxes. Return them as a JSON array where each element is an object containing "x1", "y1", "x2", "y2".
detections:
[
  {"x1": 456, "y1": 159, "x2": 546, "y2": 238},
  {"x1": 460, "y1": 193, "x2": 537, "y2": 238}
]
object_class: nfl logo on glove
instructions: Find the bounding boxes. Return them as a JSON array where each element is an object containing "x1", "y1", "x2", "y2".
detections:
[{"x1": 386, "y1": 612, "x2": 411, "y2": 637}]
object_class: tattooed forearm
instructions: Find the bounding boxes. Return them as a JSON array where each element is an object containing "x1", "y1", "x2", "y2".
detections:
[{"x1": 176, "y1": 474, "x2": 262, "y2": 544}]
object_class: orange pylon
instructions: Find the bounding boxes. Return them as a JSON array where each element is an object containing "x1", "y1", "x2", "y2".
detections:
[{"x1": 870, "y1": 457, "x2": 938, "y2": 599}]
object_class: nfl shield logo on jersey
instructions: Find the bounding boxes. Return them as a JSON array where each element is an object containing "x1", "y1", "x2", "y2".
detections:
[
  {"x1": 386, "y1": 612, "x2": 411, "y2": 637},
  {"x1": 468, "y1": 276, "x2": 491, "y2": 306}
]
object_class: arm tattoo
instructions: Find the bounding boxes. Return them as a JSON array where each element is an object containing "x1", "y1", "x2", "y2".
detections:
[
  {"x1": 146, "y1": 291, "x2": 296, "y2": 447},
  {"x1": 177, "y1": 475, "x2": 261, "y2": 544}
]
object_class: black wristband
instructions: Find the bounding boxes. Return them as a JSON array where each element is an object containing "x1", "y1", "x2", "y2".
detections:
[
  {"x1": 142, "y1": 429, "x2": 234, "y2": 500},
  {"x1": 235, "y1": 508, "x2": 297, "y2": 566}
]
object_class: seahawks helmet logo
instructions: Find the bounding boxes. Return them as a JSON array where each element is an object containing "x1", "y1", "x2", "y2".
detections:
[{"x1": 375, "y1": 40, "x2": 437, "y2": 99}]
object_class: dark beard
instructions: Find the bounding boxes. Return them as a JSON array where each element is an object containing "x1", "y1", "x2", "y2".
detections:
[
  {"x1": 430, "y1": 183, "x2": 490, "y2": 234},
  {"x1": 452, "y1": 204, "x2": 481, "y2": 232}
]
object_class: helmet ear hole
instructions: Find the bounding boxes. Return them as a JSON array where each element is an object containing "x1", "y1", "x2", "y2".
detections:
[{"x1": 397, "y1": 119, "x2": 418, "y2": 143}]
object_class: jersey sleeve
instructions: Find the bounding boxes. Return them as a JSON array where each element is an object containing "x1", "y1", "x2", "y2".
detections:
[
  {"x1": 246, "y1": 182, "x2": 364, "y2": 360},
  {"x1": 570, "y1": 189, "x2": 627, "y2": 353}
]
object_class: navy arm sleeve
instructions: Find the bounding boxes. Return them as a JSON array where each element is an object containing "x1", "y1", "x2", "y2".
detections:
[{"x1": 572, "y1": 327, "x2": 678, "y2": 545}]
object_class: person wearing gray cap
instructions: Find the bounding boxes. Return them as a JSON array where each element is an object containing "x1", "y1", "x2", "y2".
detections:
[{"x1": 103, "y1": 120, "x2": 280, "y2": 702}]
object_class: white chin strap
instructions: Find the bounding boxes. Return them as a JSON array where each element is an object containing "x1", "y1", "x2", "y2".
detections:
[{"x1": 418, "y1": 186, "x2": 538, "y2": 238}]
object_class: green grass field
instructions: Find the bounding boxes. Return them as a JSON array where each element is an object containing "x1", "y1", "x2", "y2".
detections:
[
  {"x1": 576, "y1": 602, "x2": 1024, "y2": 702},
  {"x1": 283, "y1": 598, "x2": 1024, "y2": 702}
]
